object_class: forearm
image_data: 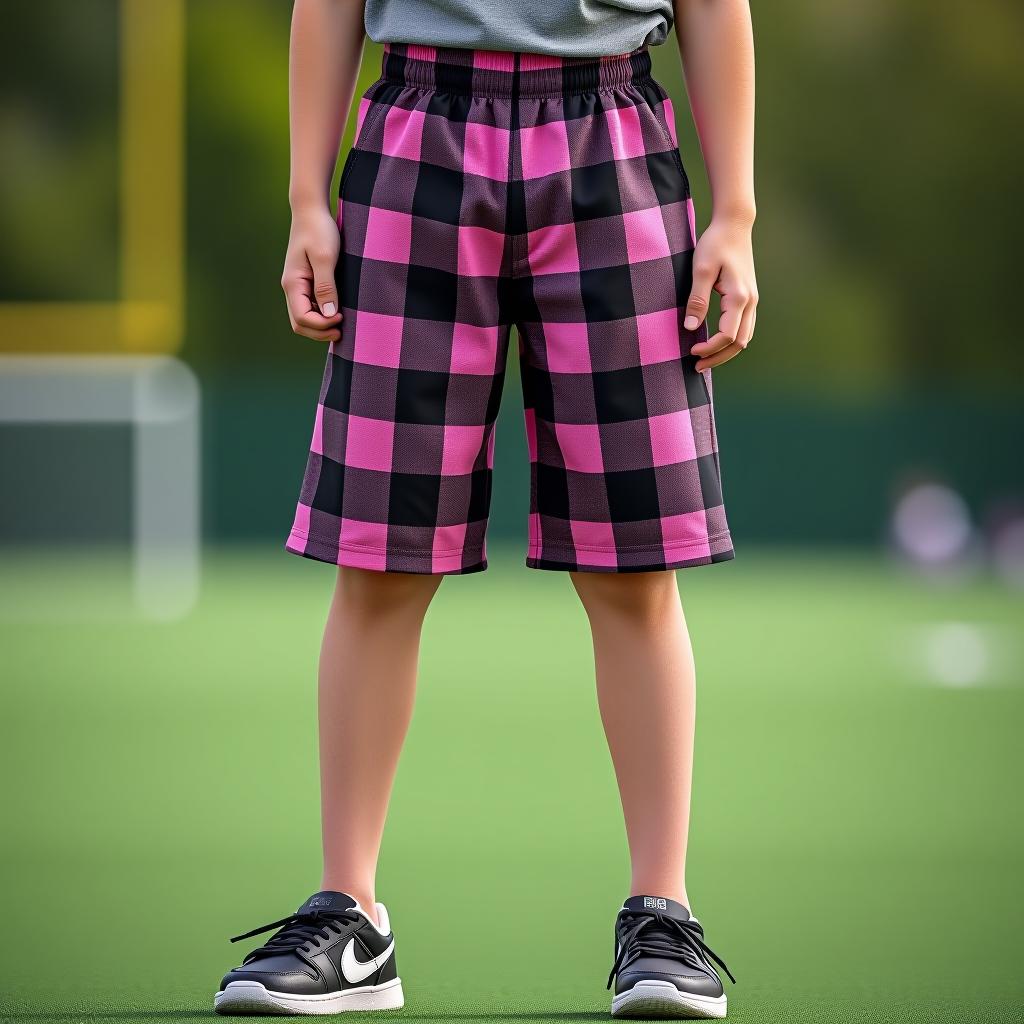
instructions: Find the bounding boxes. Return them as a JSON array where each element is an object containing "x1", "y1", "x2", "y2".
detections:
[
  {"x1": 674, "y1": 0, "x2": 755, "y2": 224},
  {"x1": 288, "y1": 0, "x2": 367, "y2": 212}
]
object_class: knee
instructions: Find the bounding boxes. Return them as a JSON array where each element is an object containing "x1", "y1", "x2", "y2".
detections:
[
  {"x1": 334, "y1": 566, "x2": 441, "y2": 622},
  {"x1": 570, "y1": 570, "x2": 680, "y2": 626}
]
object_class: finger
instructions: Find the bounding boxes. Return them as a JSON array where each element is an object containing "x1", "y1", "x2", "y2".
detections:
[
  {"x1": 693, "y1": 298, "x2": 753, "y2": 360},
  {"x1": 715, "y1": 290, "x2": 747, "y2": 347},
  {"x1": 308, "y1": 251, "x2": 341, "y2": 319},
  {"x1": 695, "y1": 341, "x2": 745, "y2": 372},
  {"x1": 283, "y1": 278, "x2": 341, "y2": 332},
  {"x1": 690, "y1": 330, "x2": 735, "y2": 357},
  {"x1": 294, "y1": 325, "x2": 341, "y2": 343},
  {"x1": 286, "y1": 301, "x2": 340, "y2": 342},
  {"x1": 282, "y1": 276, "x2": 315, "y2": 321},
  {"x1": 683, "y1": 259, "x2": 718, "y2": 331},
  {"x1": 692, "y1": 284, "x2": 749, "y2": 359},
  {"x1": 734, "y1": 304, "x2": 756, "y2": 350}
]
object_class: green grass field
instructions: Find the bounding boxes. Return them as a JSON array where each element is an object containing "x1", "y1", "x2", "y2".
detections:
[{"x1": 2, "y1": 547, "x2": 1022, "y2": 1023}]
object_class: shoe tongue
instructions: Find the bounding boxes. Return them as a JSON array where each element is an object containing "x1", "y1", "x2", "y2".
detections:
[
  {"x1": 623, "y1": 895, "x2": 691, "y2": 921},
  {"x1": 297, "y1": 890, "x2": 359, "y2": 915}
]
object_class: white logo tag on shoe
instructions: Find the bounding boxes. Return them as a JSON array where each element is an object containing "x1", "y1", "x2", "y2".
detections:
[
  {"x1": 643, "y1": 897, "x2": 668, "y2": 910},
  {"x1": 340, "y1": 937, "x2": 395, "y2": 984}
]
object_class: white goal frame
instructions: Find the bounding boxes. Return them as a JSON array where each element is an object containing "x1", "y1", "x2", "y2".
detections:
[{"x1": 0, "y1": 355, "x2": 200, "y2": 620}]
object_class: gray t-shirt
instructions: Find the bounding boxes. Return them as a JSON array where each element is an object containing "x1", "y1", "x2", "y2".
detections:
[{"x1": 364, "y1": 0, "x2": 674, "y2": 59}]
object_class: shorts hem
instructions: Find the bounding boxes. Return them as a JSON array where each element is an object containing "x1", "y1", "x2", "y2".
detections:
[
  {"x1": 525, "y1": 537, "x2": 735, "y2": 573},
  {"x1": 285, "y1": 530, "x2": 487, "y2": 576}
]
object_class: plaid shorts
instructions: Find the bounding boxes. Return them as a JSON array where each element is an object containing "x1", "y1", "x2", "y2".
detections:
[{"x1": 286, "y1": 43, "x2": 734, "y2": 574}]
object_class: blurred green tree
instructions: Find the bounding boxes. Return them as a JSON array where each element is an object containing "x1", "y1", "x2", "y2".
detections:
[{"x1": 2, "y1": 0, "x2": 1022, "y2": 394}]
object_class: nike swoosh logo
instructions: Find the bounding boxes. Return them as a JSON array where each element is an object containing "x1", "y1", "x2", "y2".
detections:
[{"x1": 340, "y1": 936, "x2": 395, "y2": 985}]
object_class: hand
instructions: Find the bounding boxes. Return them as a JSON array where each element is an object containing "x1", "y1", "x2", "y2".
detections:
[
  {"x1": 281, "y1": 204, "x2": 344, "y2": 343},
  {"x1": 684, "y1": 216, "x2": 758, "y2": 371}
]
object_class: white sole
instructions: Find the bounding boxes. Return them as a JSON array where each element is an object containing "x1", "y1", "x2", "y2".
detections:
[
  {"x1": 214, "y1": 977, "x2": 404, "y2": 1015},
  {"x1": 611, "y1": 980, "x2": 727, "y2": 1019}
]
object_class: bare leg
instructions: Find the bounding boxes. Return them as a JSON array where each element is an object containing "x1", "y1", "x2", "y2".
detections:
[
  {"x1": 571, "y1": 571, "x2": 696, "y2": 908},
  {"x1": 318, "y1": 567, "x2": 442, "y2": 924}
]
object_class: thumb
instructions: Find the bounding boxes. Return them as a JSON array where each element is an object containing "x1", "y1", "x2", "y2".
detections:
[
  {"x1": 683, "y1": 260, "x2": 717, "y2": 331},
  {"x1": 309, "y1": 250, "x2": 339, "y2": 319}
]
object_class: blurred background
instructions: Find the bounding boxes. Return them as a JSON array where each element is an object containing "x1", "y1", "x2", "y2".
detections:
[{"x1": 2, "y1": 2, "x2": 1022, "y2": 1022}]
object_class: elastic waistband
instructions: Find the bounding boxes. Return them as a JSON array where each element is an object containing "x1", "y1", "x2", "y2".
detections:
[{"x1": 380, "y1": 42, "x2": 653, "y2": 98}]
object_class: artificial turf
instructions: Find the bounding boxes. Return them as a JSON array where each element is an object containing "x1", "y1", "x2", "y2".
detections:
[{"x1": 2, "y1": 547, "x2": 1021, "y2": 1022}]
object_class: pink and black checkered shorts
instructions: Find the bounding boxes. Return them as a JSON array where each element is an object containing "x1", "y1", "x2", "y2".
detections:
[{"x1": 286, "y1": 43, "x2": 734, "y2": 574}]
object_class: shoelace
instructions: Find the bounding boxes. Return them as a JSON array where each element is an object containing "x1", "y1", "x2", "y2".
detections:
[
  {"x1": 229, "y1": 909, "x2": 361, "y2": 963},
  {"x1": 607, "y1": 910, "x2": 736, "y2": 990}
]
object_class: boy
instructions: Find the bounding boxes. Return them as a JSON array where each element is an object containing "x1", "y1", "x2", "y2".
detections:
[{"x1": 215, "y1": 0, "x2": 755, "y2": 1016}]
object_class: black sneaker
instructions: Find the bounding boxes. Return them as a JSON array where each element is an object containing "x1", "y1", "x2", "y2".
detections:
[
  {"x1": 607, "y1": 896, "x2": 735, "y2": 1019},
  {"x1": 214, "y1": 890, "x2": 403, "y2": 1015}
]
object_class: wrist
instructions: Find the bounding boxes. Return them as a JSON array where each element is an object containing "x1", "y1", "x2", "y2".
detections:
[
  {"x1": 289, "y1": 187, "x2": 332, "y2": 215},
  {"x1": 710, "y1": 199, "x2": 756, "y2": 228}
]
